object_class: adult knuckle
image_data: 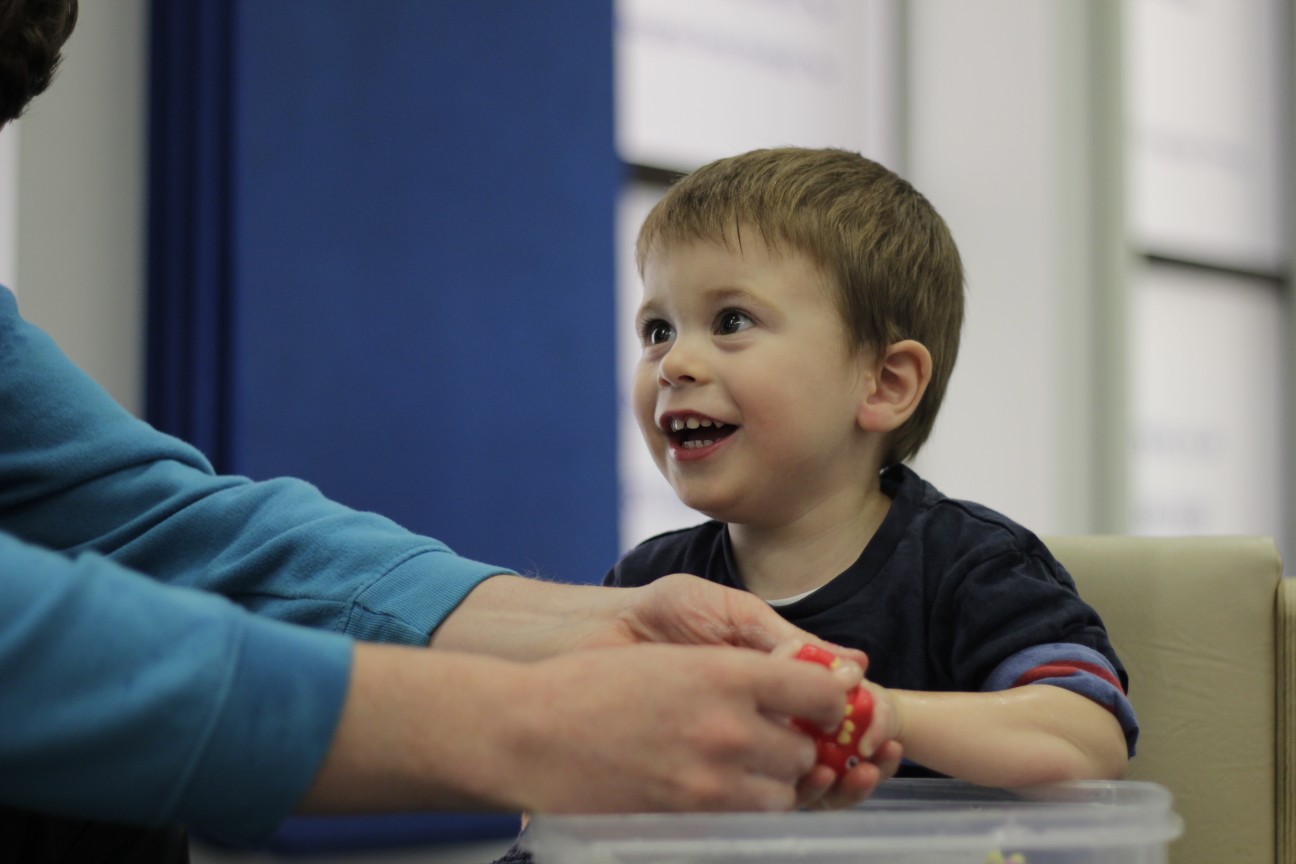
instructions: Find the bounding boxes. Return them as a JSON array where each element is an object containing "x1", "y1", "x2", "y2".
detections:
[
  {"x1": 694, "y1": 713, "x2": 755, "y2": 757},
  {"x1": 675, "y1": 767, "x2": 730, "y2": 810}
]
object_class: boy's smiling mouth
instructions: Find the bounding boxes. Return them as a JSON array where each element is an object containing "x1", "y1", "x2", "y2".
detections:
[{"x1": 660, "y1": 413, "x2": 738, "y2": 452}]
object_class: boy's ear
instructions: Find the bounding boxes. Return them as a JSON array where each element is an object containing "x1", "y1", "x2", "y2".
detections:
[{"x1": 857, "y1": 340, "x2": 933, "y2": 433}]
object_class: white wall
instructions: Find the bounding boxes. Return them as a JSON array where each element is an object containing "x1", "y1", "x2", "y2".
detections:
[
  {"x1": 0, "y1": 123, "x2": 17, "y2": 289},
  {"x1": 911, "y1": 0, "x2": 1290, "y2": 556},
  {"x1": 1124, "y1": 0, "x2": 1289, "y2": 559},
  {"x1": 616, "y1": 0, "x2": 900, "y2": 172},
  {"x1": 1127, "y1": 0, "x2": 1288, "y2": 273},
  {"x1": 905, "y1": 0, "x2": 1110, "y2": 535},
  {"x1": 1130, "y1": 262, "x2": 1286, "y2": 541},
  {"x1": 12, "y1": 0, "x2": 148, "y2": 416}
]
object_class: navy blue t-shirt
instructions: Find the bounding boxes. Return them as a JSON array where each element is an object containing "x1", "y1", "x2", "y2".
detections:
[{"x1": 606, "y1": 464, "x2": 1137, "y2": 758}]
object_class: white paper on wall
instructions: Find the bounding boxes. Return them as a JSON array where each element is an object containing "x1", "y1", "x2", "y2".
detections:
[
  {"x1": 615, "y1": 0, "x2": 898, "y2": 172},
  {"x1": 1126, "y1": 0, "x2": 1288, "y2": 273},
  {"x1": 1130, "y1": 262, "x2": 1285, "y2": 543}
]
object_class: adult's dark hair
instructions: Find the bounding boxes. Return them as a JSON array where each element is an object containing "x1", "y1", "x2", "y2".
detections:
[{"x1": 0, "y1": 0, "x2": 79, "y2": 127}]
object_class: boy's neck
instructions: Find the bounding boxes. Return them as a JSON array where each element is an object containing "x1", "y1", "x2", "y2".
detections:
[{"x1": 727, "y1": 480, "x2": 892, "y2": 602}]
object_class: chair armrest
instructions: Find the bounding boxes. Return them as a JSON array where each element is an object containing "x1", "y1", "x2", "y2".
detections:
[{"x1": 1279, "y1": 577, "x2": 1294, "y2": 864}]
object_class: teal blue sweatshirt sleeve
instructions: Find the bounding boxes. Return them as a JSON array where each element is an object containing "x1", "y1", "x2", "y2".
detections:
[
  {"x1": 1, "y1": 531, "x2": 352, "y2": 842},
  {"x1": 0, "y1": 286, "x2": 513, "y2": 841}
]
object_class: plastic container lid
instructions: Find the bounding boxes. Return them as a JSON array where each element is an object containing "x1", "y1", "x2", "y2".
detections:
[{"x1": 523, "y1": 779, "x2": 1185, "y2": 864}]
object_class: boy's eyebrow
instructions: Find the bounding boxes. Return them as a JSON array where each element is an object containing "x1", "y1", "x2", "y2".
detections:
[
  {"x1": 704, "y1": 286, "x2": 767, "y2": 306},
  {"x1": 636, "y1": 286, "x2": 772, "y2": 319},
  {"x1": 674, "y1": 286, "x2": 771, "y2": 309}
]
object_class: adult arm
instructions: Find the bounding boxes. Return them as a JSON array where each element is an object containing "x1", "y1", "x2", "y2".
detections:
[
  {"x1": 304, "y1": 639, "x2": 885, "y2": 815},
  {"x1": 0, "y1": 286, "x2": 489, "y2": 839},
  {"x1": 0, "y1": 286, "x2": 873, "y2": 671},
  {"x1": 1, "y1": 529, "x2": 887, "y2": 840},
  {"x1": 0, "y1": 286, "x2": 505, "y2": 643},
  {"x1": 0, "y1": 531, "x2": 351, "y2": 846},
  {"x1": 0, "y1": 288, "x2": 890, "y2": 830},
  {"x1": 428, "y1": 573, "x2": 899, "y2": 808}
]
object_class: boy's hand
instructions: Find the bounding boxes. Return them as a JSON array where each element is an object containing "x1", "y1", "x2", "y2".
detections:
[
  {"x1": 785, "y1": 644, "x2": 904, "y2": 810},
  {"x1": 852, "y1": 678, "x2": 902, "y2": 767}
]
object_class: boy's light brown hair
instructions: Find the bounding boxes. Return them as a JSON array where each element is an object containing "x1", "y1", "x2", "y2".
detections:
[{"x1": 636, "y1": 147, "x2": 964, "y2": 467}]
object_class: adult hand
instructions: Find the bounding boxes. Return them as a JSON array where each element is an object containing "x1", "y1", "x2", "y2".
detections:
[
  {"x1": 431, "y1": 573, "x2": 869, "y2": 673},
  {"x1": 613, "y1": 575, "x2": 871, "y2": 666},
  {"x1": 302, "y1": 640, "x2": 871, "y2": 815},
  {"x1": 509, "y1": 643, "x2": 869, "y2": 813},
  {"x1": 425, "y1": 574, "x2": 881, "y2": 810}
]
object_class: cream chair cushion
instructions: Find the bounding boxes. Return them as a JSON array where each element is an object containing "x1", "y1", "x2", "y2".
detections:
[{"x1": 1046, "y1": 535, "x2": 1290, "y2": 864}]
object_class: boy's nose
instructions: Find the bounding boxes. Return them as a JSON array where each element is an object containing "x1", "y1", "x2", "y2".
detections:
[{"x1": 657, "y1": 341, "x2": 701, "y2": 387}]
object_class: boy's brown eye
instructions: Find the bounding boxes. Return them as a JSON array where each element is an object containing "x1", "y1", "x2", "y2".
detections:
[
  {"x1": 716, "y1": 309, "x2": 754, "y2": 335},
  {"x1": 642, "y1": 320, "x2": 673, "y2": 345}
]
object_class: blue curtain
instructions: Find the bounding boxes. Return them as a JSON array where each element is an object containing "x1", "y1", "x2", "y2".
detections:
[
  {"x1": 146, "y1": 0, "x2": 236, "y2": 469},
  {"x1": 148, "y1": 0, "x2": 619, "y2": 851}
]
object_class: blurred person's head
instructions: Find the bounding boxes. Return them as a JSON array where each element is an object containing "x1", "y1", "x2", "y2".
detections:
[{"x1": 0, "y1": 0, "x2": 79, "y2": 127}]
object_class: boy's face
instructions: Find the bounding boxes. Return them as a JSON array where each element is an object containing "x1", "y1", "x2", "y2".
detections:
[{"x1": 633, "y1": 232, "x2": 877, "y2": 527}]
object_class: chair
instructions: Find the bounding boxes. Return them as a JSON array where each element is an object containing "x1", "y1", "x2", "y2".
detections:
[{"x1": 1046, "y1": 535, "x2": 1293, "y2": 864}]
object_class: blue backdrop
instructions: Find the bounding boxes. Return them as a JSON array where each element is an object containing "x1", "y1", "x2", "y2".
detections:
[{"x1": 149, "y1": 0, "x2": 619, "y2": 850}]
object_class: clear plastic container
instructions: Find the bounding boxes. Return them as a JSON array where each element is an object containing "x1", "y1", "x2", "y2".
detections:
[{"x1": 522, "y1": 779, "x2": 1184, "y2": 864}]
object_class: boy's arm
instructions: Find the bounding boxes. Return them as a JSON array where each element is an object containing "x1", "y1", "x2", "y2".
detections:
[
  {"x1": 907, "y1": 535, "x2": 1138, "y2": 786},
  {"x1": 860, "y1": 639, "x2": 1136, "y2": 786},
  {"x1": 875, "y1": 683, "x2": 1130, "y2": 786}
]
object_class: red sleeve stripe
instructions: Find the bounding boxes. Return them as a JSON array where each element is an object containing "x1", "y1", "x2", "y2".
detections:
[{"x1": 1013, "y1": 660, "x2": 1124, "y2": 693}]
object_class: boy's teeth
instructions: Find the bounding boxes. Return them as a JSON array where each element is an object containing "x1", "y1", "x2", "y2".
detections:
[{"x1": 669, "y1": 417, "x2": 718, "y2": 432}]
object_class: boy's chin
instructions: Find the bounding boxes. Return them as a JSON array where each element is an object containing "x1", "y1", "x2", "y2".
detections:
[
  {"x1": 672, "y1": 493, "x2": 744, "y2": 524},
  {"x1": 665, "y1": 473, "x2": 758, "y2": 522}
]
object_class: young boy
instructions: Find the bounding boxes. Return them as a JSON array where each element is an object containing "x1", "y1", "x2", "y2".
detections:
[{"x1": 612, "y1": 147, "x2": 1136, "y2": 786}]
